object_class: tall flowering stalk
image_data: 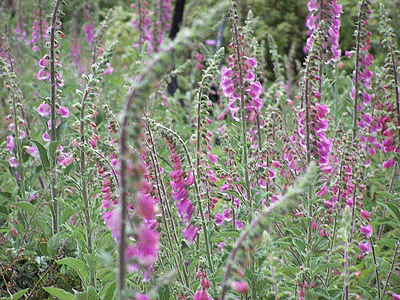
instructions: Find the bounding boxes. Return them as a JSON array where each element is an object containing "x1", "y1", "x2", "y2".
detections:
[
  {"x1": 220, "y1": 0, "x2": 264, "y2": 214},
  {"x1": 350, "y1": 0, "x2": 373, "y2": 141}
]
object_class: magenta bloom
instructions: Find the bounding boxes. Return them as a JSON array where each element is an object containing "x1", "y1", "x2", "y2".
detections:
[
  {"x1": 182, "y1": 224, "x2": 199, "y2": 243},
  {"x1": 383, "y1": 157, "x2": 396, "y2": 169},
  {"x1": 56, "y1": 106, "x2": 70, "y2": 118},
  {"x1": 134, "y1": 293, "x2": 150, "y2": 300},
  {"x1": 136, "y1": 191, "x2": 156, "y2": 220},
  {"x1": 136, "y1": 223, "x2": 159, "y2": 266},
  {"x1": 38, "y1": 56, "x2": 49, "y2": 67},
  {"x1": 360, "y1": 209, "x2": 370, "y2": 219},
  {"x1": 360, "y1": 224, "x2": 373, "y2": 237},
  {"x1": 231, "y1": 280, "x2": 248, "y2": 293},
  {"x1": 25, "y1": 146, "x2": 38, "y2": 157},
  {"x1": 393, "y1": 293, "x2": 400, "y2": 300},
  {"x1": 38, "y1": 102, "x2": 51, "y2": 117},
  {"x1": 316, "y1": 185, "x2": 328, "y2": 197},
  {"x1": 37, "y1": 69, "x2": 50, "y2": 80},
  {"x1": 103, "y1": 209, "x2": 121, "y2": 242},
  {"x1": 358, "y1": 241, "x2": 371, "y2": 254},
  {"x1": 6, "y1": 135, "x2": 14, "y2": 153},
  {"x1": 8, "y1": 157, "x2": 18, "y2": 167}
]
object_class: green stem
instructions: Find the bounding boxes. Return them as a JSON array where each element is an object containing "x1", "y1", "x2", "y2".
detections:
[{"x1": 49, "y1": 0, "x2": 62, "y2": 234}]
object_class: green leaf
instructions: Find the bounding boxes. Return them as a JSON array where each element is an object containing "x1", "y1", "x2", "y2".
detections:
[
  {"x1": 74, "y1": 286, "x2": 99, "y2": 300},
  {"x1": 12, "y1": 202, "x2": 36, "y2": 214},
  {"x1": 312, "y1": 262, "x2": 341, "y2": 275},
  {"x1": 376, "y1": 191, "x2": 396, "y2": 201},
  {"x1": 49, "y1": 141, "x2": 61, "y2": 161},
  {"x1": 377, "y1": 200, "x2": 400, "y2": 223},
  {"x1": 159, "y1": 285, "x2": 170, "y2": 300},
  {"x1": 42, "y1": 287, "x2": 74, "y2": 300},
  {"x1": 5, "y1": 288, "x2": 29, "y2": 300},
  {"x1": 102, "y1": 281, "x2": 116, "y2": 300},
  {"x1": 87, "y1": 286, "x2": 99, "y2": 300},
  {"x1": 0, "y1": 227, "x2": 10, "y2": 233},
  {"x1": 61, "y1": 207, "x2": 74, "y2": 223},
  {"x1": 57, "y1": 257, "x2": 89, "y2": 285},
  {"x1": 32, "y1": 140, "x2": 50, "y2": 173}
]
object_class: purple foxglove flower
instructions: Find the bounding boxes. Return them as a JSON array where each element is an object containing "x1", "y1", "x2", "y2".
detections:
[
  {"x1": 134, "y1": 293, "x2": 150, "y2": 300},
  {"x1": 56, "y1": 106, "x2": 70, "y2": 118},
  {"x1": 186, "y1": 171, "x2": 194, "y2": 186},
  {"x1": 383, "y1": 157, "x2": 395, "y2": 169},
  {"x1": 38, "y1": 56, "x2": 49, "y2": 67},
  {"x1": 360, "y1": 209, "x2": 370, "y2": 219},
  {"x1": 316, "y1": 185, "x2": 328, "y2": 197},
  {"x1": 136, "y1": 223, "x2": 159, "y2": 266},
  {"x1": 137, "y1": 191, "x2": 156, "y2": 220},
  {"x1": 231, "y1": 280, "x2": 248, "y2": 293},
  {"x1": 182, "y1": 224, "x2": 199, "y2": 243},
  {"x1": 207, "y1": 152, "x2": 218, "y2": 163},
  {"x1": 103, "y1": 209, "x2": 120, "y2": 242},
  {"x1": 235, "y1": 220, "x2": 244, "y2": 230},
  {"x1": 6, "y1": 135, "x2": 14, "y2": 153},
  {"x1": 25, "y1": 146, "x2": 38, "y2": 157},
  {"x1": 360, "y1": 224, "x2": 373, "y2": 237},
  {"x1": 215, "y1": 213, "x2": 224, "y2": 226},
  {"x1": 218, "y1": 242, "x2": 226, "y2": 252},
  {"x1": 177, "y1": 198, "x2": 194, "y2": 224},
  {"x1": 392, "y1": 293, "x2": 400, "y2": 300},
  {"x1": 43, "y1": 131, "x2": 50, "y2": 142},
  {"x1": 8, "y1": 157, "x2": 18, "y2": 167},
  {"x1": 37, "y1": 69, "x2": 50, "y2": 80},
  {"x1": 358, "y1": 241, "x2": 371, "y2": 254},
  {"x1": 38, "y1": 101, "x2": 51, "y2": 117}
]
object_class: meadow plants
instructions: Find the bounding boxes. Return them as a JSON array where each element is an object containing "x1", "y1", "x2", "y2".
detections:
[{"x1": 0, "y1": 0, "x2": 399, "y2": 299}]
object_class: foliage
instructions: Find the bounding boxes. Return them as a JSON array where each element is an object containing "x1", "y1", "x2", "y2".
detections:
[{"x1": 0, "y1": 0, "x2": 400, "y2": 300}]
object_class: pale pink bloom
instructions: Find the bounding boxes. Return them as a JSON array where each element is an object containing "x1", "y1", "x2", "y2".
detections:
[
  {"x1": 25, "y1": 146, "x2": 38, "y2": 157},
  {"x1": 61, "y1": 155, "x2": 74, "y2": 166},
  {"x1": 43, "y1": 131, "x2": 50, "y2": 142},
  {"x1": 182, "y1": 224, "x2": 199, "y2": 243},
  {"x1": 207, "y1": 152, "x2": 218, "y2": 163},
  {"x1": 71, "y1": 139, "x2": 79, "y2": 147},
  {"x1": 104, "y1": 63, "x2": 114, "y2": 75},
  {"x1": 38, "y1": 101, "x2": 51, "y2": 117},
  {"x1": 360, "y1": 209, "x2": 370, "y2": 219},
  {"x1": 358, "y1": 241, "x2": 371, "y2": 254},
  {"x1": 8, "y1": 157, "x2": 18, "y2": 167},
  {"x1": 56, "y1": 106, "x2": 70, "y2": 118},
  {"x1": 7, "y1": 135, "x2": 14, "y2": 153},
  {"x1": 360, "y1": 224, "x2": 373, "y2": 237},
  {"x1": 37, "y1": 69, "x2": 50, "y2": 80},
  {"x1": 231, "y1": 280, "x2": 248, "y2": 293},
  {"x1": 38, "y1": 56, "x2": 49, "y2": 67}
]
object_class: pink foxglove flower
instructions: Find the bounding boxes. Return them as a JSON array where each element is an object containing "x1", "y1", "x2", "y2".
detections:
[
  {"x1": 136, "y1": 191, "x2": 156, "y2": 220},
  {"x1": 360, "y1": 224, "x2": 373, "y2": 237},
  {"x1": 37, "y1": 69, "x2": 50, "y2": 80},
  {"x1": 38, "y1": 102, "x2": 51, "y2": 117},
  {"x1": 231, "y1": 280, "x2": 248, "y2": 293},
  {"x1": 8, "y1": 157, "x2": 18, "y2": 167},
  {"x1": 182, "y1": 224, "x2": 199, "y2": 243},
  {"x1": 56, "y1": 106, "x2": 70, "y2": 118},
  {"x1": 358, "y1": 241, "x2": 371, "y2": 254},
  {"x1": 25, "y1": 146, "x2": 38, "y2": 157},
  {"x1": 135, "y1": 223, "x2": 159, "y2": 266},
  {"x1": 6, "y1": 135, "x2": 14, "y2": 153},
  {"x1": 393, "y1": 293, "x2": 400, "y2": 300}
]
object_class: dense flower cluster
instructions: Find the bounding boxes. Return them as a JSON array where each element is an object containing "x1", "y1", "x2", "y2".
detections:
[
  {"x1": 220, "y1": 57, "x2": 263, "y2": 122},
  {"x1": 305, "y1": 0, "x2": 343, "y2": 64}
]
